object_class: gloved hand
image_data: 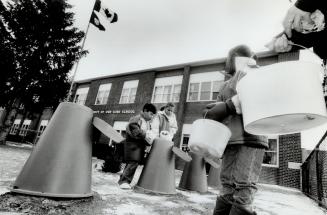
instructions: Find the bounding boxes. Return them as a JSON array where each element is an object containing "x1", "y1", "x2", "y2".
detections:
[
  {"x1": 202, "y1": 102, "x2": 229, "y2": 122},
  {"x1": 275, "y1": 34, "x2": 293, "y2": 53}
]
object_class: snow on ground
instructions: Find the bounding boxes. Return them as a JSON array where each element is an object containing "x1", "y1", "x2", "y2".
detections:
[
  {"x1": 254, "y1": 184, "x2": 326, "y2": 215},
  {"x1": 1, "y1": 144, "x2": 327, "y2": 215}
]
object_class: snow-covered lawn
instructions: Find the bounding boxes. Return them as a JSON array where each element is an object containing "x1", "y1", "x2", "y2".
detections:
[{"x1": 1, "y1": 144, "x2": 326, "y2": 215}]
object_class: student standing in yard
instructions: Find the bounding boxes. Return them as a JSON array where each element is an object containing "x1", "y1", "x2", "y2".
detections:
[
  {"x1": 204, "y1": 45, "x2": 268, "y2": 215},
  {"x1": 118, "y1": 103, "x2": 159, "y2": 189},
  {"x1": 157, "y1": 102, "x2": 178, "y2": 141}
]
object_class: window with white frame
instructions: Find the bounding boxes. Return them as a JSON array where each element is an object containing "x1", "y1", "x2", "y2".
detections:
[
  {"x1": 262, "y1": 136, "x2": 279, "y2": 167},
  {"x1": 36, "y1": 120, "x2": 48, "y2": 138},
  {"x1": 152, "y1": 76, "x2": 182, "y2": 103},
  {"x1": 187, "y1": 71, "x2": 225, "y2": 102},
  {"x1": 181, "y1": 134, "x2": 190, "y2": 153},
  {"x1": 10, "y1": 119, "x2": 21, "y2": 135},
  {"x1": 109, "y1": 121, "x2": 128, "y2": 145},
  {"x1": 119, "y1": 80, "x2": 139, "y2": 104},
  {"x1": 19, "y1": 119, "x2": 31, "y2": 136},
  {"x1": 180, "y1": 124, "x2": 192, "y2": 152},
  {"x1": 74, "y1": 87, "x2": 89, "y2": 105},
  {"x1": 95, "y1": 83, "x2": 112, "y2": 105}
]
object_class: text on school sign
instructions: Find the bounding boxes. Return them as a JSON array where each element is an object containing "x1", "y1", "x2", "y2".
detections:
[{"x1": 93, "y1": 109, "x2": 135, "y2": 114}]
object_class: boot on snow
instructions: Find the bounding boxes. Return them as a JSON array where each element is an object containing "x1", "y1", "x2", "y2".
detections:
[
  {"x1": 229, "y1": 204, "x2": 257, "y2": 215},
  {"x1": 212, "y1": 196, "x2": 232, "y2": 215}
]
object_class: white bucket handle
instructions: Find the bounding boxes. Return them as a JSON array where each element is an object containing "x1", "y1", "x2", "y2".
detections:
[
  {"x1": 203, "y1": 109, "x2": 209, "y2": 119},
  {"x1": 289, "y1": 41, "x2": 327, "y2": 76}
]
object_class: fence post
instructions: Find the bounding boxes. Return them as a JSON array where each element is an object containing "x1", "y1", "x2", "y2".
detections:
[
  {"x1": 301, "y1": 162, "x2": 307, "y2": 194},
  {"x1": 316, "y1": 149, "x2": 323, "y2": 205}
]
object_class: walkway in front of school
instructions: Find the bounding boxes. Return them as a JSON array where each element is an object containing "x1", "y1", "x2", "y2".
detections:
[{"x1": 0, "y1": 142, "x2": 326, "y2": 215}]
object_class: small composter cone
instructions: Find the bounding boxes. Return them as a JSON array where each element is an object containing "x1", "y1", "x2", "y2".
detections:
[
  {"x1": 11, "y1": 102, "x2": 94, "y2": 198},
  {"x1": 135, "y1": 138, "x2": 176, "y2": 194},
  {"x1": 207, "y1": 161, "x2": 222, "y2": 189},
  {"x1": 178, "y1": 152, "x2": 207, "y2": 193}
]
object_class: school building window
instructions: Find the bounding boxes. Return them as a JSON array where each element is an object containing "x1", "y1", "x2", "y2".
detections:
[
  {"x1": 263, "y1": 137, "x2": 279, "y2": 167},
  {"x1": 35, "y1": 120, "x2": 49, "y2": 140},
  {"x1": 95, "y1": 83, "x2": 112, "y2": 105},
  {"x1": 181, "y1": 134, "x2": 190, "y2": 153},
  {"x1": 187, "y1": 71, "x2": 225, "y2": 102},
  {"x1": 19, "y1": 119, "x2": 31, "y2": 136},
  {"x1": 10, "y1": 119, "x2": 21, "y2": 135},
  {"x1": 74, "y1": 87, "x2": 89, "y2": 105},
  {"x1": 180, "y1": 124, "x2": 192, "y2": 152},
  {"x1": 119, "y1": 80, "x2": 139, "y2": 104},
  {"x1": 151, "y1": 76, "x2": 183, "y2": 103}
]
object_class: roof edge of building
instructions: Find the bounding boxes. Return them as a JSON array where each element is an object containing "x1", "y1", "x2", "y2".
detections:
[{"x1": 74, "y1": 50, "x2": 282, "y2": 84}]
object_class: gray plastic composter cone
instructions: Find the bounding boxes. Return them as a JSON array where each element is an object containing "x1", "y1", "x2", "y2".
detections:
[
  {"x1": 178, "y1": 152, "x2": 207, "y2": 193},
  {"x1": 135, "y1": 138, "x2": 177, "y2": 195},
  {"x1": 11, "y1": 102, "x2": 93, "y2": 198},
  {"x1": 207, "y1": 161, "x2": 222, "y2": 189}
]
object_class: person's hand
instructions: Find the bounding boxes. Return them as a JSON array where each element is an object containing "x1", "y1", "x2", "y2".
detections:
[
  {"x1": 272, "y1": 34, "x2": 292, "y2": 53},
  {"x1": 283, "y1": 5, "x2": 311, "y2": 37},
  {"x1": 203, "y1": 102, "x2": 228, "y2": 122},
  {"x1": 202, "y1": 102, "x2": 217, "y2": 118}
]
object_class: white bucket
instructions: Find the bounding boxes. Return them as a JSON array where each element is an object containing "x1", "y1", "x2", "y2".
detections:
[
  {"x1": 188, "y1": 119, "x2": 231, "y2": 159},
  {"x1": 237, "y1": 61, "x2": 327, "y2": 135}
]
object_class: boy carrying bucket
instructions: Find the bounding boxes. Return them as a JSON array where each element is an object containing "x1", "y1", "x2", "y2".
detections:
[{"x1": 204, "y1": 45, "x2": 268, "y2": 215}]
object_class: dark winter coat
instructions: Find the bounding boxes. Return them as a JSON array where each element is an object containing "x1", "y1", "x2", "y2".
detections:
[
  {"x1": 289, "y1": 0, "x2": 327, "y2": 60},
  {"x1": 123, "y1": 116, "x2": 149, "y2": 162},
  {"x1": 216, "y1": 81, "x2": 268, "y2": 149}
]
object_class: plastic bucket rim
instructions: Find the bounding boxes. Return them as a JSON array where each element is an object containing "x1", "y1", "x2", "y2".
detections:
[{"x1": 244, "y1": 113, "x2": 327, "y2": 135}]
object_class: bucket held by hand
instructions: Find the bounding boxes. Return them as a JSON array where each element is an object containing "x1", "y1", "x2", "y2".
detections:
[
  {"x1": 188, "y1": 119, "x2": 231, "y2": 159},
  {"x1": 237, "y1": 61, "x2": 327, "y2": 135}
]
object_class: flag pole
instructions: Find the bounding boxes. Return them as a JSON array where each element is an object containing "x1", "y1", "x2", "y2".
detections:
[
  {"x1": 66, "y1": 4, "x2": 94, "y2": 101},
  {"x1": 66, "y1": 0, "x2": 117, "y2": 101}
]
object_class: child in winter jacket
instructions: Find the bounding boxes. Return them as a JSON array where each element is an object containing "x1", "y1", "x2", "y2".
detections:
[
  {"x1": 157, "y1": 102, "x2": 178, "y2": 141},
  {"x1": 118, "y1": 103, "x2": 159, "y2": 189},
  {"x1": 205, "y1": 45, "x2": 268, "y2": 215}
]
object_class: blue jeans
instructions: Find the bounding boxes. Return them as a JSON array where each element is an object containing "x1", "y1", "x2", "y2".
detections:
[
  {"x1": 118, "y1": 161, "x2": 138, "y2": 185},
  {"x1": 220, "y1": 145, "x2": 264, "y2": 206}
]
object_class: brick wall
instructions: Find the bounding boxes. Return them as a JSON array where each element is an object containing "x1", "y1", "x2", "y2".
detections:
[
  {"x1": 72, "y1": 51, "x2": 304, "y2": 188},
  {"x1": 86, "y1": 71, "x2": 156, "y2": 159},
  {"x1": 259, "y1": 133, "x2": 302, "y2": 189},
  {"x1": 278, "y1": 133, "x2": 302, "y2": 188},
  {"x1": 86, "y1": 71, "x2": 156, "y2": 117}
]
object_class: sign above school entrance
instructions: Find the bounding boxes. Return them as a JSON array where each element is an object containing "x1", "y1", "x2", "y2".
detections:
[{"x1": 93, "y1": 109, "x2": 135, "y2": 114}]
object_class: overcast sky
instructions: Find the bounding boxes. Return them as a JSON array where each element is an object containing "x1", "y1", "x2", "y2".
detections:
[
  {"x1": 68, "y1": 0, "x2": 294, "y2": 81},
  {"x1": 65, "y1": 0, "x2": 327, "y2": 150}
]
